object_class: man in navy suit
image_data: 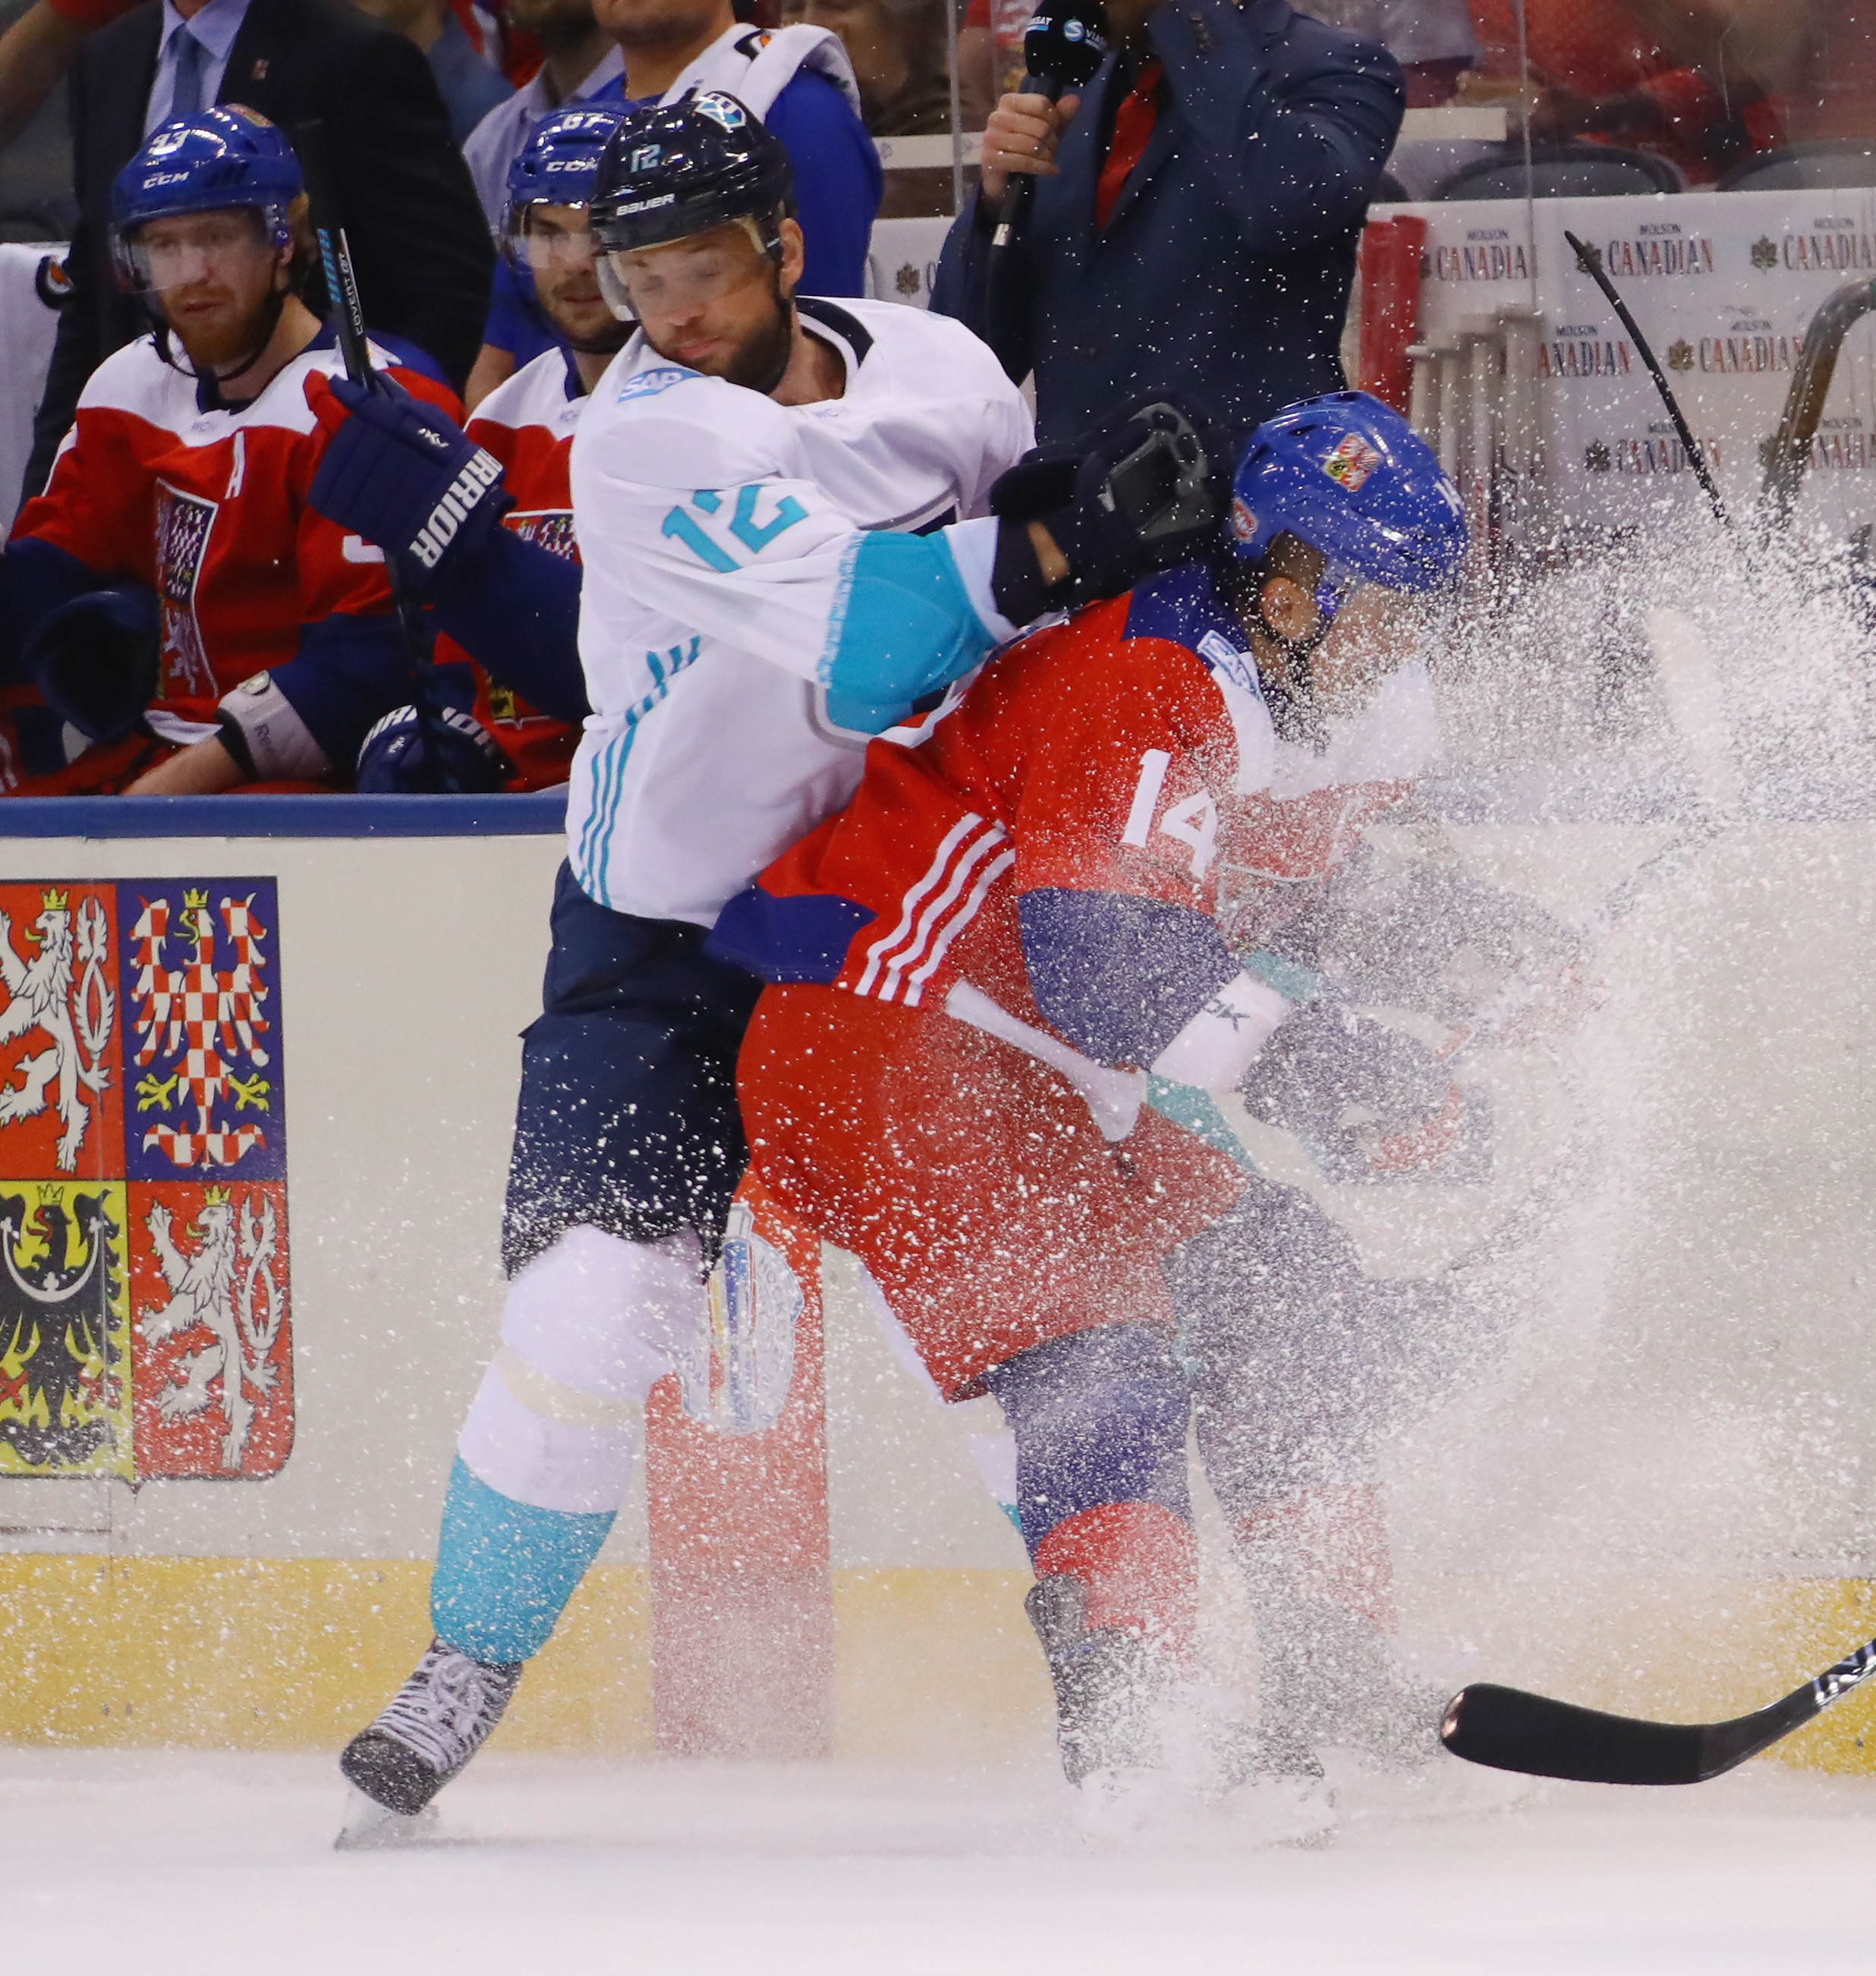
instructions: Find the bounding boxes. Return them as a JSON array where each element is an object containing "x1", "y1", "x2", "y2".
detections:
[{"x1": 930, "y1": 0, "x2": 1403, "y2": 445}]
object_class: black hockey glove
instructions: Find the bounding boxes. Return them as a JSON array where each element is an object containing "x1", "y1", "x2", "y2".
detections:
[
  {"x1": 990, "y1": 393, "x2": 1226, "y2": 618},
  {"x1": 1240, "y1": 1003, "x2": 1466, "y2": 1179},
  {"x1": 25, "y1": 585, "x2": 160, "y2": 747},
  {"x1": 307, "y1": 373, "x2": 512, "y2": 601}
]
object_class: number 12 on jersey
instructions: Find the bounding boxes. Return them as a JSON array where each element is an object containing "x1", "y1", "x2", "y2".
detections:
[{"x1": 661, "y1": 485, "x2": 808, "y2": 571}]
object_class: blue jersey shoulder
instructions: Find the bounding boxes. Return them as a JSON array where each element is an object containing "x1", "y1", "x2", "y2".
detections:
[{"x1": 764, "y1": 69, "x2": 882, "y2": 299}]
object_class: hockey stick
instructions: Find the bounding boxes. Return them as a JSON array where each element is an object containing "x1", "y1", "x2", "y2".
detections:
[
  {"x1": 1563, "y1": 230, "x2": 1728, "y2": 530},
  {"x1": 1440, "y1": 1635, "x2": 1876, "y2": 1785},
  {"x1": 294, "y1": 118, "x2": 462, "y2": 793}
]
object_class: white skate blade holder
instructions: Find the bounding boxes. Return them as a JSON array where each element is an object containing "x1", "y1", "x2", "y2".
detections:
[{"x1": 334, "y1": 1783, "x2": 442, "y2": 1852}]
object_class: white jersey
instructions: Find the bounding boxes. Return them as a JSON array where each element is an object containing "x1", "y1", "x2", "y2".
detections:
[{"x1": 565, "y1": 297, "x2": 1033, "y2": 927}]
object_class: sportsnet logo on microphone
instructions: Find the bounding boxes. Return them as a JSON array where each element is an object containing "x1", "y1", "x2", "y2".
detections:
[{"x1": 411, "y1": 449, "x2": 505, "y2": 571}]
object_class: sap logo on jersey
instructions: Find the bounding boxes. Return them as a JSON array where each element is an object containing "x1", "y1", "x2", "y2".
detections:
[{"x1": 618, "y1": 365, "x2": 694, "y2": 403}]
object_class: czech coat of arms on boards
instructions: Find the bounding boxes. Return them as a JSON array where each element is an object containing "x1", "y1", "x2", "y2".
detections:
[{"x1": 0, "y1": 879, "x2": 291, "y2": 1480}]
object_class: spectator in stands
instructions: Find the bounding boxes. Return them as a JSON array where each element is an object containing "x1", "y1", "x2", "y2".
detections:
[
  {"x1": 0, "y1": 0, "x2": 88, "y2": 153},
  {"x1": 796, "y1": 0, "x2": 951, "y2": 133},
  {"x1": 1, "y1": 110, "x2": 468, "y2": 796},
  {"x1": 23, "y1": 0, "x2": 494, "y2": 499},
  {"x1": 792, "y1": 0, "x2": 971, "y2": 218},
  {"x1": 930, "y1": 0, "x2": 1402, "y2": 445},
  {"x1": 351, "y1": 0, "x2": 516, "y2": 143},
  {"x1": 466, "y1": 0, "x2": 880, "y2": 405},
  {"x1": 462, "y1": 0, "x2": 622, "y2": 224},
  {"x1": 1754, "y1": 2, "x2": 1876, "y2": 147},
  {"x1": 1308, "y1": 0, "x2": 1476, "y2": 106},
  {"x1": 1462, "y1": 0, "x2": 1785, "y2": 182}
]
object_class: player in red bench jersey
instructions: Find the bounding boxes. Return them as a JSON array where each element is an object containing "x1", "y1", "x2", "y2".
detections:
[
  {"x1": 356, "y1": 104, "x2": 627, "y2": 791},
  {"x1": 0, "y1": 106, "x2": 471, "y2": 796},
  {"x1": 712, "y1": 394, "x2": 1473, "y2": 1809}
]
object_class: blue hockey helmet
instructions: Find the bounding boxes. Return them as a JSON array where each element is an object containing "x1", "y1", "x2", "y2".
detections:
[
  {"x1": 1228, "y1": 392, "x2": 1466, "y2": 596},
  {"x1": 110, "y1": 106, "x2": 304, "y2": 291},
  {"x1": 505, "y1": 104, "x2": 628, "y2": 236}
]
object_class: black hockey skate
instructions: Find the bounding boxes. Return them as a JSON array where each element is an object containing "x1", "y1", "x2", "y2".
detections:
[
  {"x1": 340, "y1": 1638, "x2": 524, "y2": 1820},
  {"x1": 1025, "y1": 1575, "x2": 1171, "y2": 1785}
]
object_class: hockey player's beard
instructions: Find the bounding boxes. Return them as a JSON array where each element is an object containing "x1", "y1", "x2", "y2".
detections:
[
  {"x1": 722, "y1": 297, "x2": 796, "y2": 395},
  {"x1": 647, "y1": 270, "x2": 795, "y2": 396},
  {"x1": 165, "y1": 287, "x2": 288, "y2": 389}
]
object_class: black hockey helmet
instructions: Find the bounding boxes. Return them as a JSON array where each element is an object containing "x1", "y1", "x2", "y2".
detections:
[{"x1": 590, "y1": 90, "x2": 794, "y2": 268}]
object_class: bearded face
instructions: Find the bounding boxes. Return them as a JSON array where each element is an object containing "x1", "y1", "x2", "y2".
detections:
[{"x1": 131, "y1": 209, "x2": 291, "y2": 373}]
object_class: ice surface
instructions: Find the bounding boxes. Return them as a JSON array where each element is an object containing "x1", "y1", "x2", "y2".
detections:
[{"x1": 16, "y1": 1748, "x2": 1875, "y2": 1975}]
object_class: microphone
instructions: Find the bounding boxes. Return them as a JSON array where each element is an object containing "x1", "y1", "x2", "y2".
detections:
[{"x1": 984, "y1": 2, "x2": 1110, "y2": 377}]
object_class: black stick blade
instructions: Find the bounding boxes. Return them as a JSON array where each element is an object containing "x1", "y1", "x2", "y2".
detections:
[{"x1": 1440, "y1": 1682, "x2": 1708, "y2": 1786}]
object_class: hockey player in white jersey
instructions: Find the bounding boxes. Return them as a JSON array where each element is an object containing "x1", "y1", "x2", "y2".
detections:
[{"x1": 322, "y1": 90, "x2": 1228, "y2": 1837}]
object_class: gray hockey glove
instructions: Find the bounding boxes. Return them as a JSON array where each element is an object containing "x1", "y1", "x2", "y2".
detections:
[{"x1": 1240, "y1": 1003, "x2": 1485, "y2": 1182}]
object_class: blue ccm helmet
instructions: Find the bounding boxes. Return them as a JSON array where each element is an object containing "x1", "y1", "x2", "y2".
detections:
[
  {"x1": 1228, "y1": 392, "x2": 1467, "y2": 596},
  {"x1": 110, "y1": 105, "x2": 304, "y2": 290},
  {"x1": 502, "y1": 102, "x2": 627, "y2": 253}
]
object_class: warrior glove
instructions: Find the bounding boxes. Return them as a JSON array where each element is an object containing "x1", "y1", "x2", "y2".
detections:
[
  {"x1": 1240, "y1": 1002, "x2": 1467, "y2": 1180},
  {"x1": 25, "y1": 585, "x2": 160, "y2": 750},
  {"x1": 307, "y1": 373, "x2": 512, "y2": 600},
  {"x1": 355, "y1": 700, "x2": 512, "y2": 794},
  {"x1": 990, "y1": 393, "x2": 1226, "y2": 618}
]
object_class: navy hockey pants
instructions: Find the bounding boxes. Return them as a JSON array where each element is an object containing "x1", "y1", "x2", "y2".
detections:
[{"x1": 501, "y1": 863, "x2": 763, "y2": 1276}]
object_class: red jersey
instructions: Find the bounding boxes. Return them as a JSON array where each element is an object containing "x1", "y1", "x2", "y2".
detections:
[
  {"x1": 11, "y1": 329, "x2": 458, "y2": 738},
  {"x1": 448, "y1": 345, "x2": 584, "y2": 790},
  {"x1": 732, "y1": 564, "x2": 1437, "y2": 1046}
]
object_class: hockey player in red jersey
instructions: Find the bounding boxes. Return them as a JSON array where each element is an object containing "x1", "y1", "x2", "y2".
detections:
[
  {"x1": 0, "y1": 105, "x2": 469, "y2": 797},
  {"x1": 712, "y1": 394, "x2": 1472, "y2": 1801},
  {"x1": 321, "y1": 102, "x2": 628, "y2": 791}
]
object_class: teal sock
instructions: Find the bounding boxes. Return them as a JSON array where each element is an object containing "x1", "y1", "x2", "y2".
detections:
[{"x1": 430, "y1": 1456, "x2": 617, "y2": 1665}]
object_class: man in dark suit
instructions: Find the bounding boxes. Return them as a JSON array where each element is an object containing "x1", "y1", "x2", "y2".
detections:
[
  {"x1": 26, "y1": 0, "x2": 495, "y2": 493},
  {"x1": 930, "y1": 0, "x2": 1403, "y2": 445}
]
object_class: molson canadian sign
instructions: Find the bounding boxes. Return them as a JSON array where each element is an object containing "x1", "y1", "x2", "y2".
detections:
[{"x1": 1409, "y1": 186, "x2": 1876, "y2": 533}]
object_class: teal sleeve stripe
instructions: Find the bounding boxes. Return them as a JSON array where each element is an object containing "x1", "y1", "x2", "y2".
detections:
[
  {"x1": 430, "y1": 1456, "x2": 617, "y2": 1665},
  {"x1": 1244, "y1": 950, "x2": 1324, "y2": 1005},
  {"x1": 818, "y1": 533, "x2": 997, "y2": 732},
  {"x1": 1145, "y1": 1077, "x2": 1260, "y2": 1175}
]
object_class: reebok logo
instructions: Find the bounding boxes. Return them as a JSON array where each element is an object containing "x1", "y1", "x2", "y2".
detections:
[{"x1": 411, "y1": 451, "x2": 502, "y2": 568}]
